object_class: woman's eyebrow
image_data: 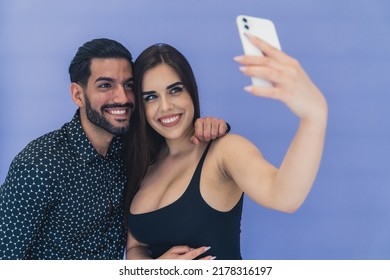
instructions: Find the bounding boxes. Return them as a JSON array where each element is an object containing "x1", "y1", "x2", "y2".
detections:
[{"x1": 166, "y1": 81, "x2": 183, "y2": 89}]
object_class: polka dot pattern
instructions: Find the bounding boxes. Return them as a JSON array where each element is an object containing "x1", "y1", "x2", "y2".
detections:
[{"x1": 0, "y1": 111, "x2": 127, "y2": 259}]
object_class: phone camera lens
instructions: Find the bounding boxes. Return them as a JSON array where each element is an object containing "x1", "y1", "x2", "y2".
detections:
[
  {"x1": 242, "y1": 18, "x2": 248, "y2": 23},
  {"x1": 244, "y1": 24, "x2": 249, "y2": 30}
]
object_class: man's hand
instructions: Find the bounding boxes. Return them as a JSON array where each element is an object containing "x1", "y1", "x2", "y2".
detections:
[{"x1": 191, "y1": 117, "x2": 229, "y2": 144}]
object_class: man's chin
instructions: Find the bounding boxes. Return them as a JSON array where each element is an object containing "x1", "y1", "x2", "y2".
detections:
[
  {"x1": 86, "y1": 111, "x2": 130, "y2": 136},
  {"x1": 110, "y1": 125, "x2": 130, "y2": 136}
]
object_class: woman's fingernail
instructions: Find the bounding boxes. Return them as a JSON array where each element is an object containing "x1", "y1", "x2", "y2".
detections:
[
  {"x1": 210, "y1": 256, "x2": 217, "y2": 260},
  {"x1": 245, "y1": 33, "x2": 255, "y2": 40},
  {"x1": 244, "y1": 86, "x2": 253, "y2": 92},
  {"x1": 204, "y1": 246, "x2": 211, "y2": 252},
  {"x1": 233, "y1": 56, "x2": 244, "y2": 62},
  {"x1": 239, "y1": 66, "x2": 247, "y2": 72}
]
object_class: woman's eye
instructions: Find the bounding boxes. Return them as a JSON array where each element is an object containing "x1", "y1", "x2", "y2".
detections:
[
  {"x1": 143, "y1": 94, "x2": 157, "y2": 102},
  {"x1": 170, "y1": 86, "x2": 184, "y2": 94}
]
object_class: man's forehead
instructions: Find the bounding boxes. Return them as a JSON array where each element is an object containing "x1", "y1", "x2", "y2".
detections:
[
  {"x1": 89, "y1": 58, "x2": 133, "y2": 78},
  {"x1": 90, "y1": 57, "x2": 132, "y2": 68}
]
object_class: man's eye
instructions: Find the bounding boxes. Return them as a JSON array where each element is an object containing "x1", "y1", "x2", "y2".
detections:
[
  {"x1": 98, "y1": 83, "x2": 111, "y2": 89},
  {"x1": 170, "y1": 86, "x2": 184, "y2": 94},
  {"x1": 125, "y1": 83, "x2": 134, "y2": 91}
]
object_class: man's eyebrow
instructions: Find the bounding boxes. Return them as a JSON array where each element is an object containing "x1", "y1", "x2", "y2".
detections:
[
  {"x1": 95, "y1": 77, "x2": 133, "y2": 83},
  {"x1": 95, "y1": 77, "x2": 114, "y2": 83}
]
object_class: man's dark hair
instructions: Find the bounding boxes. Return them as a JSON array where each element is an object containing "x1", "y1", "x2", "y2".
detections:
[{"x1": 69, "y1": 38, "x2": 133, "y2": 86}]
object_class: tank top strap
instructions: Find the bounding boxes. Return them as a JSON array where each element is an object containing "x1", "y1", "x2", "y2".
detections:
[
  {"x1": 186, "y1": 141, "x2": 212, "y2": 194},
  {"x1": 196, "y1": 140, "x2": 212, "y2": 173}
]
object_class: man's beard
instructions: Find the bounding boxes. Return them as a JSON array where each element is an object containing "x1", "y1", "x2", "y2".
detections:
[{"x1": 84, "y1": 93, "x2": 133, "y2": 136}]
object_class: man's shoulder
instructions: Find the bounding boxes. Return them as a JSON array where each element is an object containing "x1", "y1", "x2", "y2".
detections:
[
  {"x1": 12, "y1": 125, "x2": 72, "y2": 167},
  {"x1": 1, "y1": 127, "x2": 71, "y2": 188}
]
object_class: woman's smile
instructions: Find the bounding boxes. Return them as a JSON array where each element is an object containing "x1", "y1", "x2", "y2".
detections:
[{"x1": 158, "y1": 114, "x2": 181, "y2": 127}]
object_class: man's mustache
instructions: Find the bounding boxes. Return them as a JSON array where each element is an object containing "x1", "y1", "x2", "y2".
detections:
[{"x1": 102, "y1": 103, "x2": 135, "y2": 111}]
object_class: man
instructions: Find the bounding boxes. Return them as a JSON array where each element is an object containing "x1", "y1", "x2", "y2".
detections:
[{"x1": 0, "y1": 38, "x2": 228, "y2": 259}]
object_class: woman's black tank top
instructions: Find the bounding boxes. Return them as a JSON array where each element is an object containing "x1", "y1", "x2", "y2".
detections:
[{"x1": 128, "y1": 142, "x2": 244, "y2": 260}]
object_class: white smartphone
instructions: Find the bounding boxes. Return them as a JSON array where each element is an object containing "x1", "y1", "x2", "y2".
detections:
[{"x1": 236, "y1": 15, "x2": 281, "y2": 87}]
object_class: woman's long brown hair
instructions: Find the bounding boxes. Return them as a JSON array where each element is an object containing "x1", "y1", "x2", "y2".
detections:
[{"x1": 123, "y1": 43, "x2": 201, "y2": 228}]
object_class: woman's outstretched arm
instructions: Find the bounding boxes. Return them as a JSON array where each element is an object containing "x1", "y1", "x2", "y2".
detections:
[{"x1": 225, "y1": 34, "x2": 327, "y2": 213}]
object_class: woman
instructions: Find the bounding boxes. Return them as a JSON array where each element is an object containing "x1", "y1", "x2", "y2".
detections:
[{"x1": 125, "y1": 35, "x2": 327, "y2": 260}]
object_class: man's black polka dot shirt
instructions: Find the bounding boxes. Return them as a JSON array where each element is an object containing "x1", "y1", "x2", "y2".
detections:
[{"x1": 0, "y1": 110, "x2": 127, "y2": 259}]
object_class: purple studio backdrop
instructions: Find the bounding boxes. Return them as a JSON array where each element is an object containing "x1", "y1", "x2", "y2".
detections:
[{"x1": 1, "y1": 0, "x2": 390, "y2": 259}]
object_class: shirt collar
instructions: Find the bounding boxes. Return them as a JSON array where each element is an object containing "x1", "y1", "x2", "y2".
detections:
[{"x1": 64, "y1": 110, "x2": 124, "y2": 164}]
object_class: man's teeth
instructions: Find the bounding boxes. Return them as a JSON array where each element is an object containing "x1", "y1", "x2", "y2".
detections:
[
  {"x1": 161, "y1": 115, "x2": 179, "y2": 124},
  {"x1": 109, "y1": 109, "x2": 126, "y2": 115}
]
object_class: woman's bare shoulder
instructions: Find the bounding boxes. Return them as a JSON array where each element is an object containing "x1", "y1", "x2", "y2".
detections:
[
  {"x1": 213, "y1": 133, "x2": 257, "y2": 148},
  {"x1": 211, "y1": 133, "x2": 263, "y2": 160}
]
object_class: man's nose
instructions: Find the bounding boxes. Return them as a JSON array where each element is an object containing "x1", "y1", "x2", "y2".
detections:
[{"x1": 114, "y1": 85, "x2": 132, "y2": 104}]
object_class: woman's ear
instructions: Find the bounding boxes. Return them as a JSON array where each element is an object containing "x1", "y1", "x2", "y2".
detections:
[{"x1": 70, "y1": 82, "x2": 85, "y2": 108}]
